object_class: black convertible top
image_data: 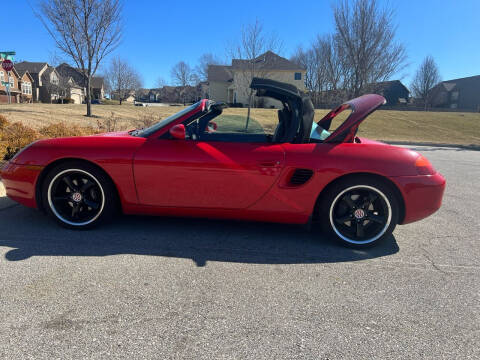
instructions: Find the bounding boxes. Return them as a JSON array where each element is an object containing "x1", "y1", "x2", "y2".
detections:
[{"x1": 250, "y1": 78, "x2": 313, "y2": 143}]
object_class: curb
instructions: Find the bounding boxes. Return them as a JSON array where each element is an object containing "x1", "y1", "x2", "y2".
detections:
[{"x1": 381, "y1": 141, "x2": 480, "y2": 151}]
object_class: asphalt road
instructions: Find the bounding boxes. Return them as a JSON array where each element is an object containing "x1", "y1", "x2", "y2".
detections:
[{"x1": 0, "y1": 146, "x2": 478, "y2": 359}]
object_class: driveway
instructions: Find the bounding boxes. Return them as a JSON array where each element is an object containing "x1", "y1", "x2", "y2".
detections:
[{"x1": 0, "y1": 146, "x2": 478, "y2": 359}]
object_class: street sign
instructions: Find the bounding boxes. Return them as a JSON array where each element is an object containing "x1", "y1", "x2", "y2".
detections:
[{"x1": 2, "y1": 59, "x2": 13, "y2": 72}]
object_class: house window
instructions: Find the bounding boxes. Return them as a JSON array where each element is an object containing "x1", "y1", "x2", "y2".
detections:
[
  {"x1": 294, "y1": 72, "x2": 302, "y2": 80},
  {"x1": 9, "y1": 76, "x2": 14, "y2": 87},
  {"x1": 451, "y1": 91, "x2": 459, "y2": 101},
  {"x1": 0, "y1": 71, "x2": 4, "y2": 81}
]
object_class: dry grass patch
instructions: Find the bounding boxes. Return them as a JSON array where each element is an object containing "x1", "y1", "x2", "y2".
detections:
[{"x1": 0, "y1": 103, "x2": 479, "y2": 146}]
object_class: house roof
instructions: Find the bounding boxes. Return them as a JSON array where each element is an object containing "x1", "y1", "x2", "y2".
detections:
[
  {"x1": 91, "y1": 76, "x2": 104, "y2": 89},
  {"x1": 16, "y1": 69, "x2": 34, "y2": 82},
  {"x1": 208, "y1": 51, "x2": 305, "y2": 83},
  {"x1": 208, "y1": 65, "x2": 233, "y2": 82},
  {"x1": 439, "y1": 75, "x2": 480, "y2": 92},
  {"x1": 231, "y1": 51, "x2": 305, "y2": 71},
  {"x1": 14, "y1": 61, "x2": 48, "y2": 74},
  {"x1": 364, "y1": 80, "x2": 409, "y2": 94},
  {"x1": 55, "y1": 63, "x2": 104, "y2": 89}
]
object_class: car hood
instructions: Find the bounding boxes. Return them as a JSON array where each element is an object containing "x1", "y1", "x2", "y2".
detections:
[{"x1": 317, "y1": 94, "x2": 386, "y2": 143}]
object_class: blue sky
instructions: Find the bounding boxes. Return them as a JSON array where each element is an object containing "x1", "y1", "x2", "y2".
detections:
[{"x1": 6, "y1": 0, "x2": 480, "y2": 88}]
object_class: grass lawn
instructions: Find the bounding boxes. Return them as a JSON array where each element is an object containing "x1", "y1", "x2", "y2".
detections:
[{"x1": 0, "y1": 103, "x2": 479, "y2": 145}]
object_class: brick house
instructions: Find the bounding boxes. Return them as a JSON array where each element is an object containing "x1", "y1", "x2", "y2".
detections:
[
  {"x1": 207, "y1": 51, "x2": 306, "y2": 108},
  {"x1": 0, "y1": 66, "x2": 22, "y2": 103},
  {"x1": 17, "y1": 69, "x2": 34, "y2": 103},
  {"x1": 14, "y1": 62, "x2": 54, "y2": 102}
]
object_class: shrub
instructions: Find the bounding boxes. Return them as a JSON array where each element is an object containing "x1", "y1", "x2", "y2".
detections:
[
  {"x1": 0, "y1": 116, "x2": 98, "y2": 160},
  {"x1": 0, "y1": 114, "x2": 8, "y2": 130},
  {"x1": 135, "y1": 112, "x2": 159, "y2": 129},
  {"x1": 96, "y1": 112, "x2": 118, "y2": 132},
  {"x1": 1, "y1": 122, "x2": 41, "y2": 160},
  {"x1": 39, "y1": 122, "x2": 97, "y2": 138}
]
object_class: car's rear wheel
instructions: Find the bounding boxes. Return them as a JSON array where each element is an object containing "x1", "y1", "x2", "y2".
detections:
[
  {"x1": 42, "y1": 162, "x2": 117, "y2": 229},
  {"x1": 318, "y1": 176, "x2": 399, "y2": 247}
]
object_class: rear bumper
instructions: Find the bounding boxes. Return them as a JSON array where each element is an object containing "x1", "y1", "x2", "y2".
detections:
[
  {"x1": 0, "y1": 161, "x2": 43, "y2": 208},
  {"x1": 391, "y1": 172, "x2": 446, "y2": 225}
]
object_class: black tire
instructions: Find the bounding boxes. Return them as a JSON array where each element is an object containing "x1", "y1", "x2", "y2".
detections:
[
  {"x1": 318, "y1": 176, "x2": 399, "y2": 248},
  {"x1": 41, "y1": 161, "x2": 118, "y2": 229}
]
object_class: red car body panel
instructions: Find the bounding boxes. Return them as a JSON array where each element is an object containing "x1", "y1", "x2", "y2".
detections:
[{"x1": 0, "y1": 94, "x2": 446, "y2": 228}]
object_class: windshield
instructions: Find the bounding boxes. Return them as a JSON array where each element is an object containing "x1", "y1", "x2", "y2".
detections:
[{"x1": 132, "y1": 102, "x2": 201, "y2": 137}]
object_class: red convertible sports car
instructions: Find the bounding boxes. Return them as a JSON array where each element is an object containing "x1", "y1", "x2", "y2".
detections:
[{"x1": 1, "y1": 78, "x2": 445, "y2": 247}]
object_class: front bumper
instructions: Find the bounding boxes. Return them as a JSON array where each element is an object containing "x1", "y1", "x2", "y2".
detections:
[
  {"x1": 0, "y1": 161, "x2": 43, "y2": 208},
  {"x1": 391, "y1": 172, "x2": 446, "y2": 225}
]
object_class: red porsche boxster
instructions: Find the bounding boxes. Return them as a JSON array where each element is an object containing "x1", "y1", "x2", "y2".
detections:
[{"x1": 0, "y1": 78, "x2": 445, "y2": 247}]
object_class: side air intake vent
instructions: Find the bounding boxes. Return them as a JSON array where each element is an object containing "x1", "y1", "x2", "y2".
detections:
[{"x1": 289, "y1": 168, "x2": 314, "y2": 186}]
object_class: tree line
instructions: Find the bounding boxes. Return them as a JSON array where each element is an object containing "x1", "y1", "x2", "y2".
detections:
[{"x1": 36, "y1": 0, "x2": 441, "y2": 116}]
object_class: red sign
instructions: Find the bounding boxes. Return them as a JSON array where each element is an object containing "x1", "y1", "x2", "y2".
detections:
[{"x1": 2, "y1": 59, "x2": 13, "y2": 72}]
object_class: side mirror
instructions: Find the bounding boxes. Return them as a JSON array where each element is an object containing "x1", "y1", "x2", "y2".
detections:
[{"x1": 169, "y1": 124, "x2": 186, "y2": 140}]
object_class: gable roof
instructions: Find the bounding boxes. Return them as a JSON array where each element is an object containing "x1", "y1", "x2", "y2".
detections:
[
  {"x1": 91, "y1": 76, "x2": 104, "y2": 89},
  {"x1": 364, "y1": 80, "x2": 410, "y2": 94},
  {"x1": 14, "y1": 61, "x2": 48, "y2": 75},
  {"x1": 56, "y1": 63, "x2": 104, "y2": 89},
  {"x1": 439, "y1": 75, "x2": 480, "y2": 92},
  {"x1": 232, "y1": 51, "x2": 305, "y2": 71},
  {"x1": 208, "y1": 65, "x2": 233, "y2": 82}
]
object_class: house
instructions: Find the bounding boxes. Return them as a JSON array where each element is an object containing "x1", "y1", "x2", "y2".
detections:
[
  {"x1": 363, "y1": 80, "x2": 410, "y2": 105},
  {"x1": 39, "y1": 66, "x2": 62, "y2": 103},
  {"x1": 135, "y1": 86, "x2": 201, "y2": 104},
  {"x1": 0, "y1": 65, "x2": 22, "y2": 103},
  {"x1": 429, "y1": 75, "x2": 480, "y2": 111},
  {"x1": 56, "y1": 63, "x2": 104, "y2": 101},
  {"x1": 110, "y1": 89, "x2": 136, "y2": 103},
  {"x1": 17, "y1": 69, "x2": 34, "y2": 103},
  {"x1": 14, "y1": 61, "x2": 56, "y2": 102},
  {"x1": 207, "y1": 51, "x2": 306, "y2": 108}
]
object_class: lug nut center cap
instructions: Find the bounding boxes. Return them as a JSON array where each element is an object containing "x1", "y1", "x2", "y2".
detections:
[
  {"x1": 354, "y1": 208, "x2": 366, "y2": 219},
  {"x1": 71, "y1": 192, "x2": 83, "y2": 202}
]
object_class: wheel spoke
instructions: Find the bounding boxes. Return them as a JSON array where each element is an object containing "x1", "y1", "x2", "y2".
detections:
[
  {"x1": 53, "y1": 195, "x2": 70, "y2": 202},
  {"x1": 83, "y1": 198, "x2": 100, "y2": 210},
  {"x1": 334, "y1": 214, "x2": 352, "y2": 224},
  {"x1": 71, "y1": 203, "x2": 80, "y2": 218},
  {"x1": 342, "y1": 195, "x2": 356, "y2": 209},
  {"x1": 80, "y1": 180, "x2": 95, "y2": 192},
  {"x1": 63, "y1": 176, "x2": 78, "y2": 191},
  {"x1": 368, "y1": 213, "x2": 385, "y2": 224},
  {"x1": 356, "y1": 222, "x2": 365, "y2": 237}
]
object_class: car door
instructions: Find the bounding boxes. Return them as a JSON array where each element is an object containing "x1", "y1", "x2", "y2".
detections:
[{"x1": 133, "y1": 129, "x2": 285, "y2": 210}]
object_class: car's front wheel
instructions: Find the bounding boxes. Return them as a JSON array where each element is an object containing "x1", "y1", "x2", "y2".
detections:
[
  {"x1": 42, "y1": 162, "x2": 117, "y2": 229},
  {"x1": 318, "y1": 176, "x2": 399, "y2": 247}
]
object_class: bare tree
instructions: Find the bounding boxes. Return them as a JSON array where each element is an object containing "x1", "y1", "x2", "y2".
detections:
[
  {"x1": 170, "y1": 61, "x2": 193, "y2": 87},
  {"x1": 156, "y1": 76, "x2": 166, "y2": 88},
  {"x1": 291, "y1": 35, "x2": 345, "y2": 107},
  {"x1": 171, "y1": 61, "x2": 194, "y2": 104},
  {"x1": 105, "y1": 57, "x2": 142, "y2": 105},
  {"x1": 230, "y1": 19, "x2": 283, "y2": 129},
  {"x1": 37, "y1": 0, "x2": 122, "y2": 116},
  {"x1": 411, "y1": 56, "x2": 441, "y2": 110},
  {"x1": 333, "y1": 0, "x2": 407, "y2": 97},
  {"x1": 195, "y1": 53, "x2": 224, "y2": 81}
]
